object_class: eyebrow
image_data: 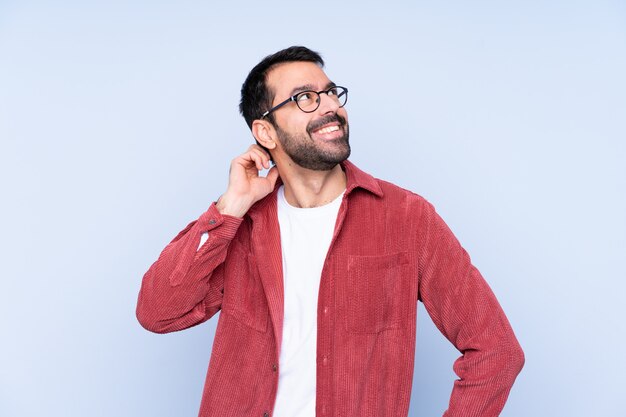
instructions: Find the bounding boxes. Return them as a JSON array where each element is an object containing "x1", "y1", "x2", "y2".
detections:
[{"x1": 289, "y1": 81, "x2": 337, "y2": 97}]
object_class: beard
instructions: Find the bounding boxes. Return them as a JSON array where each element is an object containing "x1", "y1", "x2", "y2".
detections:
[{"x1": 274, "y1": 114, "x2": 351, "y2": 171}]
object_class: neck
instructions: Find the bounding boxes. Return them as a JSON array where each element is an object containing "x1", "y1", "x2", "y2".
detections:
[{"x1": 277, "y1": 161, "x2": 346, "y2": 208}]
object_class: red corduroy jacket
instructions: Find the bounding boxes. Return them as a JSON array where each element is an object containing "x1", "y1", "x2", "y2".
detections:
[{"x1": 136, "y1": 160, "x2": 524, "y2": 417}]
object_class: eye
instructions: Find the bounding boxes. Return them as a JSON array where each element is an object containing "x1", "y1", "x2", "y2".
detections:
[
  {"x1": 327, "y1": 87, "x2": 338, "y2": 96},
  {"x1": 296, "y1": 92, "x2": 314, "y2": 102}
]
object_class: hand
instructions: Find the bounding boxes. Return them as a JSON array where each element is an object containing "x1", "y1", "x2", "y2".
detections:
[{"x1": 216, "y1": 145, "x2": 280, "y2": 217}]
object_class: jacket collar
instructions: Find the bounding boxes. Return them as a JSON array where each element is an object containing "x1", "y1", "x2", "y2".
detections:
[
  {"x1": 249, "y1": 159, "x2": 383, "y2": 216},
  {"x1": 342, "y1": 159, "x2": 384, "y2": 198}
]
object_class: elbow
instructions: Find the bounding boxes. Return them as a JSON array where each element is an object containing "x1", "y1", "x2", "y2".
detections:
[
  {"x1": 504, "y1": 337, "x2": 525, "y2": 379},
  {"x1": 136, "y1": 300, "x2": 170, "y2": 334},
  {"x1": 511, "y1": 341, "x2": 525, "y2": 375},
  {"x1": 136, "y1": 297, "x2": 209, "y2": 334}
]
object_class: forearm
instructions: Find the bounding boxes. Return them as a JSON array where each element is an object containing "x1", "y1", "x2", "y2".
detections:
[
  {"x1": 441, "y1": 268, "x2": 524, "y2": 416},
  {"x1": 136, "y1": 203, "x2": 243, "y2": 333},
  {"x1": 418, "y1": 202, "x2": 524, "y2": 416}
]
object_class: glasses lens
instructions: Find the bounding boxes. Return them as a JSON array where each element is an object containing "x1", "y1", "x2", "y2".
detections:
[
  {"x1": 295, "y1": 91, "x2": 320, "y2": 112},
  {"x1": 330, "y1": 87, "x2": 348, "y2": 108},
  {"x1": 294, "y1": 87, "x2": 348, "y2": 113}
]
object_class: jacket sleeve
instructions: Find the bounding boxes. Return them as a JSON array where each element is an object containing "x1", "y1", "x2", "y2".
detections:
[
  {"x1": 136, "y1": 203, "x2": 243, "y2": 334},
  {"x1": 417, "y1": 201, "x2": 524, "y2": 417}
]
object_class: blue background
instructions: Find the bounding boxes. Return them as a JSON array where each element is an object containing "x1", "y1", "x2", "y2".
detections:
[{"x1": 1, "y1": 1, "x2": 625, "y2": 416}]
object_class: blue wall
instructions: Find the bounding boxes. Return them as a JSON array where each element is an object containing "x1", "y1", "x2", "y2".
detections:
[{"x1": 1, "y1": 1, "x2": 624, "y2": 416}]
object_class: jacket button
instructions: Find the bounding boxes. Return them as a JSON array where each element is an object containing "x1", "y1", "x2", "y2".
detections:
[
  {"x1": 272, "y1": 364, "x2": 277, "y2": 372},
  {"x1": 209, "y1": 219, "x2": 216, "y2": 225},
  {"x1": 263, "y1": 413, "x2": 269, "y2": 417}
]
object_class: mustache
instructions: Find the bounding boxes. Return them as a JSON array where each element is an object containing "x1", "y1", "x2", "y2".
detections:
[{"x1": 307, "y1": 114, "x2": 347, "y2": 134}]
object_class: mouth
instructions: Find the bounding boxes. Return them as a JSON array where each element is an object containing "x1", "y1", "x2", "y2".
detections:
[
  {"x1": 311, "y1": 123, "x2": 343, "y2": 140},
  {"x1": 308, "y1": 115, "x2": 347, "y2": 141}
]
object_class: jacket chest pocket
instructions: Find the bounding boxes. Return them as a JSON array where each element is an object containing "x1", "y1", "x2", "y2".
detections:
[
  {"x1": 222, "y1": 249, "x2": 268, "y2": 333},
  {"x1": 340, "y1": 252, "x2": 412, "y2": 334}
]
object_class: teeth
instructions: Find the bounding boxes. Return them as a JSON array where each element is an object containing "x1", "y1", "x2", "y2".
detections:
[{"x1": 317, "y1": 125, "x2": 339, "y2": 134}]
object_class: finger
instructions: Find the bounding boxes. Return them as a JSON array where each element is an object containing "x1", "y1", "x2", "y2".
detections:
[
  {"x1": 234, "y1": 149, "x2": 263, "y2": 171},
  {"x1": 231, "y1": 153, "x2": 255, "y2": 172},
  {"x1": 249, "y1": 144, "x2": 271, "y2": 158},
  {"x1": 248, "y1": 145, "x2": 272, "y2": 167},
  {"x1": 247, "y1": 150, "x2": 266, "y2": 171},
  {"x1": 266, "y1": 166, "x2": 280, "y2": 188},
  {"x1": 248, "y1": 148, "x2": 271, "y2": 170}
]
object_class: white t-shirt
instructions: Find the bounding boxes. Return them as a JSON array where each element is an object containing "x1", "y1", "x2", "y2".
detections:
[{"x1": 273, "y1": 185, "x2": 343, "y2": 417}]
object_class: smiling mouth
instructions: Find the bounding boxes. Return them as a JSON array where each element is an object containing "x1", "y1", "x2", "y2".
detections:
[
  {"x1": 315, "y1": 125, "x2": 340, "y2": 135},
  {"x1": 307, "y1": 114, "x2": 347, "y2": 136}
]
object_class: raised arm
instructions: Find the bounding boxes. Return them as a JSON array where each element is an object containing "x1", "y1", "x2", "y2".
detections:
[{"x1": 136, "y1": 145, "x2": 279, "y2": 333}]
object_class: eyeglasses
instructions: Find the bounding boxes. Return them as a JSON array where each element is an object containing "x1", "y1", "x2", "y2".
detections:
[{"x1": 262, "y1": 86, "x2": 348, "y2": 118}]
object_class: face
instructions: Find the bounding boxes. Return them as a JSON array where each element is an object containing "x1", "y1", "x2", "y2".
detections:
[{"x1": 265, "y1": 61, "x2": 350, "y2": 171}]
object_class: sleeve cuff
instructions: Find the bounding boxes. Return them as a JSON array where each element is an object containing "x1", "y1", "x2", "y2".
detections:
[{"x1": 197, "y1": 202, "x2": 244, "y2": 241}]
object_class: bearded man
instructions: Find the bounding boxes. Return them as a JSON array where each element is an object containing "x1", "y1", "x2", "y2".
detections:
[{"x1": 137, "y1": 46, "x2": 524, "y2": 417}]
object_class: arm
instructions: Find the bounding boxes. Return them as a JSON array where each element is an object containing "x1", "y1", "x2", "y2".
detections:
[
  {"x1": 417, "y1": 202, "x2": 524, "y2": 417},
  {"x1": 136, "y1": 205, "x2": 242, "y2": 333},
  {"x1": 136, "y1": 145, "x2": 279, "y2": 333}
]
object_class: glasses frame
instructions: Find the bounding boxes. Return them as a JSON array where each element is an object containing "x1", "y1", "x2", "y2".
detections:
[{"x1": 261, "y1": 86, "x2": 348, "y2": 118}]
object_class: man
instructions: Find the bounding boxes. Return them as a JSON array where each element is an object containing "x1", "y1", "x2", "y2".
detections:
[{"x1": 136, "y1": 46, "x2": 524, "y2": 417}]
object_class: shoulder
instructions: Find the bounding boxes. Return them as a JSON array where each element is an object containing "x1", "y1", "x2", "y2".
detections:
[
  {"x1": 376, "y1": 177, "x2": 427, "y2": 204},
  {"x1": 343, "y1": 159, "x2": 429, "y2": 206},
  {"x1": 344, "y1": 160, "x2": 435, "y2": 222}
]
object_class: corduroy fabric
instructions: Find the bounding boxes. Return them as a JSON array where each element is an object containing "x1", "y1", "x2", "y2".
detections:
[{"x1": 136, "y1": 160, "x2": 524, "y2": 417}]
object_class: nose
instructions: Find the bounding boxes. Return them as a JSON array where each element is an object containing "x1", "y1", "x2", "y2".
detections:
[{"x1": 317, "y1": 91, "x2": 341, "y2": 115}]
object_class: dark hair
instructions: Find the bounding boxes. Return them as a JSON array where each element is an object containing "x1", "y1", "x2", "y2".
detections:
[{"x1": 239, "y1": 46, "x2": 324, "y2": 129}]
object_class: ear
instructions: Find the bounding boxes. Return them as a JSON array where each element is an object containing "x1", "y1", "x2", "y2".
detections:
[{"x1": 252, "y1": 119, "x2": 277, "y2": 150}]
